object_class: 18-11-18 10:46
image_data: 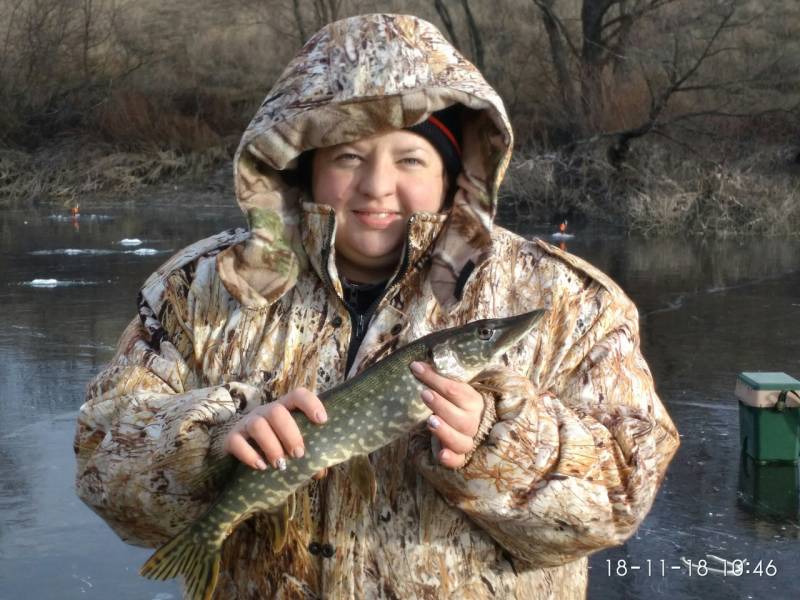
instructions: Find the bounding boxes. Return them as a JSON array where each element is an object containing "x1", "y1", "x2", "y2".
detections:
[{"x1": 605, "y1": 558, "x2": 777, "y2": 577}]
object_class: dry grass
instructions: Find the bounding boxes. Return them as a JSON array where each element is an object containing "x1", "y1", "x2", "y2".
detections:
[
  {"x1": 92, "y1": 90, "x2": 246, "y2": 152},
  {"x1": 501, "y1": 149, "x2": 615, "y2": 220},
  {"x1": 0, "y1": 139, "x2": 228, "y2": 205},
  {"x1": 503, "y1": 142, "x2": 800, "y2": 236},
  {"x1": 625, "y1": 147, "x2": 800, "y2": 236}
]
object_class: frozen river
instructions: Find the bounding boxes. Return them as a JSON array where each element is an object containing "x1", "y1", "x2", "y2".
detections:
[{"x1": 1, "y1": 191, "x2": 798, "y2": 599}]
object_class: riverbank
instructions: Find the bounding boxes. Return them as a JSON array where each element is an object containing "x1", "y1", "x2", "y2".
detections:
[
  {"x1": 3, "y1": 138, "x2": 798, "y2": 237},
  {"x1": 0, "y1": 137, "x2": 231, "y2": 206}
]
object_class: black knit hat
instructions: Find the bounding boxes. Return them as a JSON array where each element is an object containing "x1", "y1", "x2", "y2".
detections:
[
  {"x1": 293, "y1": 105, "x2": 463, "y2": 197},
  {"x1": 405, "y1": 105, "x2": 463, "y2": 185}
]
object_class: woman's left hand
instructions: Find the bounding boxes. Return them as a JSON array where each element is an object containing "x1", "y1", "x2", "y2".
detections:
[{"x1": 410, "y1": 361, "x2": 484, "y2": 469}]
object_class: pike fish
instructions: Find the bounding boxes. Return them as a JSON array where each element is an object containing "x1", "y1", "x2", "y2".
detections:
[{"x1": 140, "y1": 309, "x2": 546, "y2": 599}]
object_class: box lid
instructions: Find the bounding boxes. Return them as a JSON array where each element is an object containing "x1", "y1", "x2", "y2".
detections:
[{"x1": 738, "y1": 372, "x2": 800, "y2": 391}]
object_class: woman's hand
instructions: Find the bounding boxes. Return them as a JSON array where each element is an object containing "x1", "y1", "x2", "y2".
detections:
[
  {"x1": 410, "y1": 361, "x2": 484, "y2": 469},
  {"x1": 223, "y1": 388, "x2": 329, "y2": 479}
]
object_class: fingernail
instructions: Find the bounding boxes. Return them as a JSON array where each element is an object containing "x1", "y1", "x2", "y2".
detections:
[
  {"x1": 292, "y1": 446, "x2": 305, "y2": 459},
  {"x1": 421, "y1": 390, "x2": 433, "y2": 404},
  {"x1": 255, "y1": 458, "x2": 267, "y2": 471},
  {"x1": 428, "y1": 415, "x2": 440, "y2": 430},
  {"x1": 411, "y1": 362, "x2": 424, "y2": 375},
  {"x1": 315, "y1": 410, "x2": 328, "y2": 423},
  {"x1": 276, "y1": 457, "x2": 287, "y2": 471}
]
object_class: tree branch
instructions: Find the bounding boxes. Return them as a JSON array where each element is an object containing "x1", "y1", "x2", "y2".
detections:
[
  {"x1": 461, "y1": 0, "x2": 485, "y2": 70},
  {"x1": 601, "y1": 0, "x2": 677, "y2": 33},
  {"x1": 533, "y1": 0, "x2": 582, "y2": 127},
  {"x1": 434, "y1": 0, "x2": 461, "y2": 49},
  {"x1": 532, "y1": 0, "x2": 581, "y2": 60}
]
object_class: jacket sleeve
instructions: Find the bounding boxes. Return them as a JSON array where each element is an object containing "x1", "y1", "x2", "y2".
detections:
[
  {"x1": 74, "y1": 268, "x2": 259, "y2": 548},
  {"x1": 414, "y1": 279, "x2": 680, "y2": 567}
]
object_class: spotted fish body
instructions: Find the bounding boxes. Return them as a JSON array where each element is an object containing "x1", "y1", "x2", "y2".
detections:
[{"x1": 140, "y1": 309, "x2": 546, "y2": 600}]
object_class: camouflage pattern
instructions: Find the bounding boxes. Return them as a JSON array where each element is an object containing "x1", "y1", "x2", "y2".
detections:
[
  {"x1": 220, "y1": 12, "x2": 512, "y2": 310},
  {"x1": 74, "y1": 13, "x2": 679, "y2": 600}
]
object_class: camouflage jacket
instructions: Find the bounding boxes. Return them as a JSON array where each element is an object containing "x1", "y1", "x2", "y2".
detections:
[{"x1": 74, "y1": 14, "x2": 679, "y2": 600}]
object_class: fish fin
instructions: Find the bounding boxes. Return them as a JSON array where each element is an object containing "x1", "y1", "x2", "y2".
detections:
[
  {"x1": 126, "y1": 449, "x2": 237, "y2": 493},
  {"x1": 268, "y1": 504, "x2": 290, "y2": 551},
  {"x1": 286, "y1": 492, "x2": 297, "y2": 521},
  {"x1": 140, "y1": 525, "x2": 221, "y2": 600},
  {"x1": 348, "y1": 454, "x2": 377, "y2": 503},
  {"x1": 188, "y1": 454, "x2": 239, "y2": 490}
]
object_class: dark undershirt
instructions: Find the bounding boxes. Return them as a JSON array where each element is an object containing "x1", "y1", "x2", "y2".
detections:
[
  {"x1": 342, "y1": 278, "x2": 387, "y2": 314},
  {"x1": 341, "y1": 277, "x2": 388, "y2": 371}
]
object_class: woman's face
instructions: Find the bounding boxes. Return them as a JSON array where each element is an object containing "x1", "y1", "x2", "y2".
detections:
[{"x1": 312, "y1": 130, "x2": 447, "y2": 283}]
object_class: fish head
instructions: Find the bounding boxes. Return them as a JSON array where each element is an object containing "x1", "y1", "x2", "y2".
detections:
[{"x1": 429, "y1": 309, "x2": 546, "y2": 381}]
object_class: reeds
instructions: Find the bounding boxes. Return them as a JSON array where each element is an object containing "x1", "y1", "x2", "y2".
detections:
[
  {"x1": 503, "y1": 142, "x2": 800, "y2": 237},
  {"x1": 0, "y1": 140, "x2": 228, "y2": 205}
]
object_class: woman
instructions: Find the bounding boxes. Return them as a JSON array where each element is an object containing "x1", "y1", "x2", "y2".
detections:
[{"x1": 75, "y1": 14, "x2": 679, "y2": 599}]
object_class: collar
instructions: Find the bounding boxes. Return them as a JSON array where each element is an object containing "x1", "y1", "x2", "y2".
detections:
[{"x1": 301, "y1": 202, "x2": 447, "y2": 301}]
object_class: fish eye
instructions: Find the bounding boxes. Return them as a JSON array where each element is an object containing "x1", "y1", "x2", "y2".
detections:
[{"x1": 478, "y1": 327, "x2": 493, "y2": 340}]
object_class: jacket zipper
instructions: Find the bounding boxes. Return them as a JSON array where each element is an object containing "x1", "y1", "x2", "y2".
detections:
[
  {"x1": 320, "y1": 211, "x2": 415, "y2": 375},
  {"x1": 319, "y1": 211, "x2": 363, "y2": 365},
  {"x1": 342, "y1": 218, "x2": 413, "y2": 373}
]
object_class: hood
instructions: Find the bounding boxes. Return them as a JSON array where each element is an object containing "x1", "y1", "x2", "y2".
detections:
[{"x1": 217, "y1": 13, "x2": 513, "y2": 309}]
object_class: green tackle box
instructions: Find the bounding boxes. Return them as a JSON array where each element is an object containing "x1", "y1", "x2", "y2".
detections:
[
  {"x1": 737, "y1": 372, "x2": 800, "y2": 463},
  {"x1": 737, "y1": 454, "x2": 800, "y2": 520}
]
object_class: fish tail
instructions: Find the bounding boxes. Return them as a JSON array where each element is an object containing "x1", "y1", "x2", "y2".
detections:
[{"x1": 140, "y1": 526, "x2": 221, "y2": 600}]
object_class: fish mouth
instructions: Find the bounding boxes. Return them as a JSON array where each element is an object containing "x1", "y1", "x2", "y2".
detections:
[{"x1": 494, "y1": 309, "x2": 547, "y2": 350}]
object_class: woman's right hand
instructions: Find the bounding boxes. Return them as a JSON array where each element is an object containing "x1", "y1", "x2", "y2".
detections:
[{"x1": 223, "y1": 387, "x2": 329, "y2": 478}]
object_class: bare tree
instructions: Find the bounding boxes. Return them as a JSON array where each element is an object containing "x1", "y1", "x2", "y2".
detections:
[
  {"x1": 433, "y1": 0, "x2": 485, "y2": 71},
  {"x1": 589, "y1": 1, "x2": 799, "y2": 164},
  {"x1": 529, "y1": 0, "x2": 798, "y2": 162},
  {"x1": 232, "y1": 0, "x2": 307, "y2": 46},
  {"x1": 0, "y1": 0, "x2": 151, "y2": 145},
  {"x1": 312, "y1": 0, "x2": 343, "y2": 28},
  {"x1": 534, "y1": 0, "x2": 581, "y2": 131},
  {"x1": 232, "y1": 0, "x2": 347, "y2": 48},
  {"x1": 460, "y1": 0, "x2": 484, "y2": 71},
  {"x1": 533, "y1": 0, "x2": 680, "y2": 135},
  {"x1": 292, "y1": 0, "x2": 307, "y2": 43},
  {"x1": 434, "y1": 0, "x2": 461, "y2": 48}
]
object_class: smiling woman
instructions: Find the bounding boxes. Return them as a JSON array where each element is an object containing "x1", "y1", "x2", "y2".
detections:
[
  {"x1": 74, "y1": 13, "x2": 678, "y2": 600},
  {"x1": 311, "y1": 129, "x2": 449, "y2": 283}
]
